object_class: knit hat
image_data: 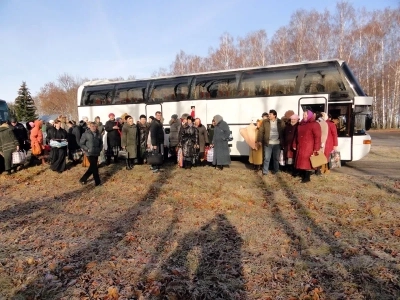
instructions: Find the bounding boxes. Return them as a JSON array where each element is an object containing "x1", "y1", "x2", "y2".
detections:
[
  {"x1": 171, "y1": 114, "x2": 178, "y2": 120},
  {"x1": 284, "y1": 110, "x2": 295, "y2": 119},
  {"x1": 290, "y1": 114, "x2": 300, "y2": 120},
  {"x1": 29, "y1": 121, "x2": 35, "y2": 128},
  {"x1": 108, "y1": 113, "x2": 115, "y2": 118},
  {"x1": 181, "y1": 113, "x2": 189, "y2": 119}
]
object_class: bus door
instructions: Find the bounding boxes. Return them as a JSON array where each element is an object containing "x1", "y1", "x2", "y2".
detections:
[{"x1": 298, "y1": 96, "x2": 327, "y2": 116}]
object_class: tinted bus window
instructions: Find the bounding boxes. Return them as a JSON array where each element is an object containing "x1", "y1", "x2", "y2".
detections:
[
  {"x1": 115, "y1": 82, "x2": 148, "y2": 104},
  {"x1": 148, "y1": 77, "x2": 192, "y2": 102},
  {"x1": 192, "y1": 73, "x2": 239, "y2": 99},
  {"x1": 239, "y1": 67, "x2": 300, "y2": 97},
  {"x1": 0, "y1": 101, "x2": 9, "y2": 121},
  {"x1": 81, "y1": 85, "x2": 115, "y2": 106},
  {"x1": 300, "y1": 62, "x2": 354, "y2": 99}
]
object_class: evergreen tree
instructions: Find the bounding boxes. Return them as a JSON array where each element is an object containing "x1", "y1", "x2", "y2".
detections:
[
  {"x1": 7, "y1": 102, "x2": 17, "y2": 120},
  {"x1": 14, "y1": 82, "x2": 37, "y2": 121}
]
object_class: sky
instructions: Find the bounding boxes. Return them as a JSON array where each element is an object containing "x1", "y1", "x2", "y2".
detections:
[{"x1": 0, "y1": 0, "x2": 396, "y2": 102}]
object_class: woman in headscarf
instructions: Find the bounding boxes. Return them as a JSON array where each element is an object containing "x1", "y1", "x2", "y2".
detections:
[
  {"x1": 178, "y1": 116, "x2": 199, "y2": 169},
  {"x1": 194, "y1": 118, "x2": 209, "y2": 166},
  {"x1": 211, "y1": 115, "x2": 231, "y2": 170},
  {"x1": 292, "y1": 110, "x2": 321, "y2": 183}
]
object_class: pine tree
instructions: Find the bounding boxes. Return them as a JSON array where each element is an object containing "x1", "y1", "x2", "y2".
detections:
[{"x1": 14, "y1": 82, "x2": 37, "y2": 121}]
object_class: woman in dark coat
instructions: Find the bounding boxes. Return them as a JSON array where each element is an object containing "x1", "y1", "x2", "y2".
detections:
[
  {"x1": 47, "y1": 120, "x2": 68, "y2": 173},
  {"x1": 195, "y1": 118, "x2": 209, "y2": 165},
  {"x1": 67, "y1": 121, "x2": 81, "y2": 163},
  {"x1": 282, "y1": 114, "x2": 299, "y2": 174},
  {"x1": 169, "y1": 114, "x2": 181, "y2": 163},
  {"x1": 105, "y1": 113, "x2": 122, "y2": 165},
  {"x1": 0, "y1": 121, "x2": 19, "y2": 175},
  {"x1": 178, "y1": 116, "x2": 199, "y2": 169},
  {"x1": 292, "y1": 110, "x2": 321, "y2": 183},
  {"x1": 211, "y1": 115, "x2": 231, "y2": 170},
  {"x1": 121, "y1": 115, "x2": 138, "y2": 170}
]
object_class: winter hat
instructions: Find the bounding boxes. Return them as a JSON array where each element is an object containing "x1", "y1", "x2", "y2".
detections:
[
  {"x1": 10, "y1": 118, "x2": 17, "y2": 123},
  {"x1": 181, "y1": 113, "x2": 189, "y2": 119},
  {"x1": 108, "y1": 113, "x2": 115, "y2": 118},
  {"x1": 116, "y1": 117, "x2": 122, "y2": 121},
  {"x1": 284, "y1": 110, "x2": 295, "y2": 119},
  {"x1": 171, "y1": 114, "x2": 178, "y2": 120},
  {"x1": 213, "y1": 115, "x2": 223, "y2": 124},
  {"x1": 290, "y1": 114, "x2": 300, "y2": 120}
]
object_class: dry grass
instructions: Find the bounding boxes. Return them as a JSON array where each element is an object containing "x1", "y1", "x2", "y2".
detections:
[{"x1": 0, "y1": 147, "x2": 400, "y2": 300}]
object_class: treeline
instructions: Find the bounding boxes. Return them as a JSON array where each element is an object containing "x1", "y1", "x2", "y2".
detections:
[{"x1": 31, "y1": 1, "x2": 399, "y2": 128}]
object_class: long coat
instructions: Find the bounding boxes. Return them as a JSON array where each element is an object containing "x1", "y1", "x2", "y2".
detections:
[
  {"x1": 30, "y1": 120, "x2": 44, "y2": 149},
  {"x1": 324, "y1": 120, "x2": 338, "y2": 159},
  {"x1": 293, "y1": 121, "x2": 321, "y2": 170},
  {"x1": 0, "y1": 123, "x2": 19, "y2": 171},
  {"x1": 282, "y1": 123, "x2": 298, "y2": 160},
  {"x1": 212, "y1": 120, "x2": 231, "y2": 166},
  {"x1": 67, "y1": 125, "x2": 81, "y2": 151},
  {"x1": 169, "y1": 120, "x2": 181, "y2": 147},
  {"x1": 105, "y1": 120, "x2": 121, "y2": 148},
  {"x1": 196, "y1": 124, "x2": 209, "y2": 153},
  {"x1": 121, "y1": 123, "x2": 138, "y2": 158},
  {"x1": 179, "y1": 125, "x2": 199, "y2": 158}
]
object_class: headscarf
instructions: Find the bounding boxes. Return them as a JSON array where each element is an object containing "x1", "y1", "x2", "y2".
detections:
[
  {"x1": 301, "y1": 110, "x2": 314, "y2": 123},
  {"x1": 213, "y1": 115, "x2": 223, "y2": 124}
]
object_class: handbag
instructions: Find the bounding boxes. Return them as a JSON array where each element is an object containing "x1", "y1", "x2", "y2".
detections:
[
  {"x1": 206, "y1": 147, "x2": 214, "y2": 162},
  {"x1": 279, "y1": 150, "x2": 285, "y2": 166},
  {"x1": 82, "y1": 153, "x2": 90, "y2": 167},
  {"x1": 329, "y1": 150, "x2": 341, "y2": 169},
  {"x1": 147, "y1": 150, "x2": 163, "y2": 165},
  {"x1": 12, "y1": 150, "x2": 26, "y2": 165},
  {"x1": 310, "y1": 150, "x2": 328, "y2": 168},
  {"x1": 119, "y1": 150, "x2": 128, "y2": 159},
  {"x1": 73, "y1": 149, "x2": 83, "y2": 161}
]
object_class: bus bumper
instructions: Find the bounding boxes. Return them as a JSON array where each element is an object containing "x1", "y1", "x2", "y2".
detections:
[{"x1": 352, "y1": 134, "x2": 371, "y2": 161}]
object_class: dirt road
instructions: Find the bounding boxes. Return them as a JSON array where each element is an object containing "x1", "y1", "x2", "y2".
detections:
[{"x1": 333, "y1": 130, "x2": 400, "y2": 178}]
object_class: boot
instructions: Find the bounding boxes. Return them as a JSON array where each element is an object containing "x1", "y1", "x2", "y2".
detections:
[
  {"x1": 114, "y1": 156, "x2": 119, "y2": 163},
  {"x1": 301, "y1": 171, "x2": 311, "y2": 183},
  {"x1": 129, "y1": 159, "x2": 134, "y2": 169},
  {"x1": 6, "y1": 170, "x2": 12, "y2": 176},
  {"x1": 106, "y1": 156, "x2": 111, "y2": 166},
  {"x1": 125, "y1": 159, "x2": 132, "y2": 170},
  {"x1": 292, "y1": 167, "x2": 299, "y2": 177},
  {"x1": 315, "y1": 167, "x2": 322, "y2": 176}
]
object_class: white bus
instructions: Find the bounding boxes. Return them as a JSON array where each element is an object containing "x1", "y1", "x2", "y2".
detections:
[{"x1": 77, "y1": 59, "x2": 372, "y2": 161}]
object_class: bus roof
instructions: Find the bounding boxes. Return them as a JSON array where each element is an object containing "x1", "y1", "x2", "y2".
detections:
[{"x1": 81, "y1": 58, "x2": 345, "y2": 87}]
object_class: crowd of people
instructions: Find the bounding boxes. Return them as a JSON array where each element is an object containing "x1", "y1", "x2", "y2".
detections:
[
  {"x1": 0, "y1": 108, "x2": 338, "y2": 184},
  {"x1": 243, "y1": 109, "x2": 338, "y2": 183},
  {"x1": 0, "y1": 112, "x2": 233, "y2": 185}
]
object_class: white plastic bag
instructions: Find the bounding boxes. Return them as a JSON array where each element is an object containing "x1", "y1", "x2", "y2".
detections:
[
  {"x1": 12, "y1": 151, "x2": 26, "y2": 165},
  {"x1": 207, "y1": 148, "x2": 214, "y2": 162},
  {"x1": 279, "y1": 150, "x2": 285, "y2": 166}
]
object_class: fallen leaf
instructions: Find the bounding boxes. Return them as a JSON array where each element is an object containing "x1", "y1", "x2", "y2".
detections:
[
  {"x1": 107, "y1": 286, "x2": 119, "y2": 299},
  {"x1": 334, "y1": 231, "x2": 341, "y2": 238}
]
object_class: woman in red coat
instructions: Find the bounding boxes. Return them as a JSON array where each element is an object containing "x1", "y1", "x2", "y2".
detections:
[
  {"x1": 293, "y1": 110, "x2": 321, "y2": 183},
  {"x1": 322, "y1": 112, "x2": 338, "y2": 173}
]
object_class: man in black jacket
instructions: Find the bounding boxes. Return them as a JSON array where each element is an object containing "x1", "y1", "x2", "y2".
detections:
[
  {"x1": 149, "y1": 111, "x2": 164, "y2": 173},
  {"x1": 79, "y1": 122, "x2": 103, "y2": 186},
  {"x1": 10, "y1": 118, "x2": 29, "y2": 152}
]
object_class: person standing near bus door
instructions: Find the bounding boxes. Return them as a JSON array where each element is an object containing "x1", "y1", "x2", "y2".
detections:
[
  {"x1": 149, "y1": 111, "x2": 164, "y2": 173},
  {"x1": 257, "y1": 109, "x2": 285, "y2": 176},
  {"x1": 79, "y1": 122, "x2": 103, "y2": 186},
  {"x1": 315, "y1": 111, "x2": 328, "y2": 175},
  {"x1": 105, "y1": 113, "x2": 122, "y2": 165}
]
